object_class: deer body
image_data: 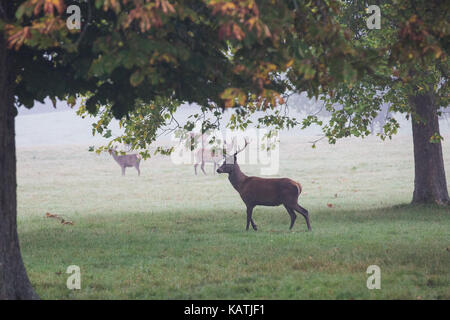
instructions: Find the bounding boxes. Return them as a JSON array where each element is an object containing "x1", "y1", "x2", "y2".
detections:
[
  {"x1": 110, "y1": 149, "x2": 141, "y2": 176},
  {"x1": 217, "y1": 140, "x2": 311, "y2": 231},
  {"x1": 194, "y1": 148, "x2": 223, "y2": 175},
  {"x1": 236, "y1": 176, "x2": 301, "y2": 207}
]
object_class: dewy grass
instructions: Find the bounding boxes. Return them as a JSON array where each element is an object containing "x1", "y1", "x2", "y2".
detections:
[{"x1": 16, "y1": 135, "x2": 450, "y2": 299}]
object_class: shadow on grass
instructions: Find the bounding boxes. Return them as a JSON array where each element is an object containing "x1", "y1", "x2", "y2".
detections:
[{"x1": 312, "y1": 202, "x2": 450, "y2": 223}]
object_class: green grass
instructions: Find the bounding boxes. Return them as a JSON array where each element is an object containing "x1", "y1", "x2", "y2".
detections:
[{"x1": 17, "y1": 135, "x2": 450, "y2": 299}]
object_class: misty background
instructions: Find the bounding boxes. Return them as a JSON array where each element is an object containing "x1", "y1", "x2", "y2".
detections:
[{"x1": 15, "y1": 97, "x2": 450, "y2": 148}]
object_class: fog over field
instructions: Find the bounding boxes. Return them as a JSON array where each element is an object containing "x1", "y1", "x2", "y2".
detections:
[{"x1": 16, "y1": 99, "x2": 450, "y2": 149}]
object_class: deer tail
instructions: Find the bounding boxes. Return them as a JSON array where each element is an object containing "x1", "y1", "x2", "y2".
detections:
[{"x1": 295, "y1": 181, "x2": 302, "y2": 196}]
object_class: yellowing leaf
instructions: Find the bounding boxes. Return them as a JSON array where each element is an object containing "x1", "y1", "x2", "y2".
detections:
[{"x1": 286, "y1": 59, "x2": 294, "y2": 68}]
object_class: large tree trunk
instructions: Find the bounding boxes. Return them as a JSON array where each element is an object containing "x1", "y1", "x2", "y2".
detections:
[
  {"x1": 410, "y1": 92, "x2": 450, "y2": 205},
  {"x1": 0, "y1": 32, "x2": 39, "y2": 299}
]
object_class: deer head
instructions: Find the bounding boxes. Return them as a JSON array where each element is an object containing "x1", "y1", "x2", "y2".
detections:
[{"x1": 217, "y1": 138, "x2": 249, "y2": 174}]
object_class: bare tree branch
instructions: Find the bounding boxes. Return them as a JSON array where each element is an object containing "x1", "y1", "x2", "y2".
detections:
[{"x1": 308, "y1": 135, "x2": 326, "y2": 145}]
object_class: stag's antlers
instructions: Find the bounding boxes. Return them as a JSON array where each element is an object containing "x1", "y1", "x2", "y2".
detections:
[{"x1": 234, "y1": 138, "x2": 249, "y2": 156}]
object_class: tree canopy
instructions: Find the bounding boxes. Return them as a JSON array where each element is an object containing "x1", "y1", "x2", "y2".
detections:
[
  {"x1": 301, "y1": 0, "x2": 449, "y2": 143},
  {"x1": 74, "y1": 1, "x2": 448, "y2": 166},
  {"x1": 3, "y1": 0, "x2": 381, "y2": 117}
]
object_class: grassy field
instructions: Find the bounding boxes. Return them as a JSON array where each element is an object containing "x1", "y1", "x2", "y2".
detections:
[{"x1": 17, "y1": 134, "x2": 450, "y2": 299}]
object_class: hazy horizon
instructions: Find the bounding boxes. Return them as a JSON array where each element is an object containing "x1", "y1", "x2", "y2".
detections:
[{"x1": 15, "y1": 98, "x2": 450, "y2": 148}]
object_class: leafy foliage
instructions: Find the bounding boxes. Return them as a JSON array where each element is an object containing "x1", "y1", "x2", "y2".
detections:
[
  {"x1": 2, "y1": 0, "x2": 447, "y2": 152},
  {"x1": 1, "y1": 0, "x2": 374, "y2": 155},
  {"x1": 300, "y1": 0, "x2": 449, "y2": 144},
  {"x1": 77, "y1": 96, "x2": 181, "y2": 158}
]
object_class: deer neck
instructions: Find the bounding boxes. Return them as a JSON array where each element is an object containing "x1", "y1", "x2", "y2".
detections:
[
  {"x1": 111, "y1": 151, "x2": 120, "y2": 162},
  {"x1": 229, "y1": 164, "x2": 247, "y2": 192}
]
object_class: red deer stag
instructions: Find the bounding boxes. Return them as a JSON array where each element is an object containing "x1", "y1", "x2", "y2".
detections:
[{"x1": 216, "y1": 140, "x2": 311, "y2": 231}]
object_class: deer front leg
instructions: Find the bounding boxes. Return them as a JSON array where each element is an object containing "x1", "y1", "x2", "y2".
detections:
[
  {"x1": 246, "y1": 205, "x2": 257, "y2": 231},
  {"x1": 121, "y1": 166, "x2": 126, "y2": 176},
  {"x1": 201, "y1": 161, "x2": 206, "y2": 175}
]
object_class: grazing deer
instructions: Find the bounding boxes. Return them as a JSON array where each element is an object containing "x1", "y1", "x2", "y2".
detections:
[
  {"x1": 109, "y1": 147, "x2": 142, "y2": 176},
  {"x1": 216, "y1": 140, "x2": 311, "y2": 231}
]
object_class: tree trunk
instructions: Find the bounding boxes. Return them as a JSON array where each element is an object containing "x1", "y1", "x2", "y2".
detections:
[
  {"x1": 410, "y1": 92, "x2": 450, "y2": 205},
  {"x1": 0, "y1": 32, "x2": 39, "y2": 299}
]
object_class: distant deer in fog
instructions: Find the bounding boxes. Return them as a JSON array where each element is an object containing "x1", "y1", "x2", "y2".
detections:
[
  {"x1": 109, "y1": 147, "x2": 142, "y2": 176},
  {"x1": 194, "y1": 147, "x2": 226, "y2": 175},
  {"x1": 216, "y1": 139, "x2": 311, "y2": 232},
  {"x1": 193, "y1": 134, "x2": 233, "y2": 175}
]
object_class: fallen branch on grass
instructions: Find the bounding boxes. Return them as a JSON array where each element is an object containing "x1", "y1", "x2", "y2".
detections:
[{"x1": 45, "y1": 212, "x2": 74, "y2": 225}]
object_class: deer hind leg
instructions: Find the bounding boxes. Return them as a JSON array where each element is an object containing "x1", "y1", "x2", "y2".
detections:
[
  {"x1": 194, "y1": 163, "x2": 198, "y2": 175},
  {"x1": 246, "y1": 205, "x2": 257, "y2": 231},
  {"x1": 293, "y1": 203, "x2": 311, "y2": 231},
  {"x1": 201, "y1": 161, "x2": 206, "y2": 175},
  {"x1": 284, "y1": 205, "x2": 297, "y2": 230},
  {"x1": 135, "y1": 164, "x2": 141, "y2": 176},
  {"x1": 213, "y1": 162, "x2": 217, "y2": 174},
  {"x1": 121, "y1": 166, "x2": 126, "y2": 176}
]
